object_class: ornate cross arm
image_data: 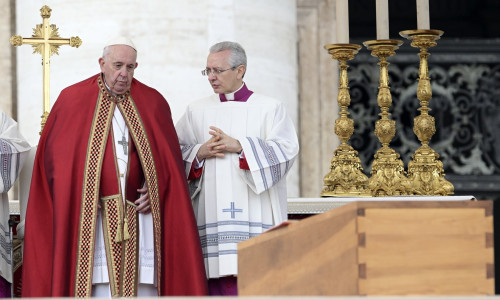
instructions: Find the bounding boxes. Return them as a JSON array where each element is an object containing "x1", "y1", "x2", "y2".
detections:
[{"x1": 11, "y1": 34, "x2": 82, "y2": 50}]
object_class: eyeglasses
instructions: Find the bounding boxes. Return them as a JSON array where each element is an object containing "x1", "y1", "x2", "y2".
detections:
[{"x1": 201, "y1": 67, "x2": 236, "y2": 76}]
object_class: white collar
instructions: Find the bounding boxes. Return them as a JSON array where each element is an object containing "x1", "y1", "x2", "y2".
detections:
[{"x1": 223, "y1": 83, "x2": 245, "y2": 101}]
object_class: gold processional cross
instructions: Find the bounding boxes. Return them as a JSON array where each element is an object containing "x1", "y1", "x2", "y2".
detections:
[{"x1": 10, "y1": 5, "x2": 82, "y2": 133}]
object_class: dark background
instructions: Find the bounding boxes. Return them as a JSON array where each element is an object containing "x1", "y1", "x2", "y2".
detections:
[
  {"x1": 347, "y1": 0, "x2": 500, "y2": 293},
  {"x1": 349, "y1": 0, "x2": 500, "y2": 40}
]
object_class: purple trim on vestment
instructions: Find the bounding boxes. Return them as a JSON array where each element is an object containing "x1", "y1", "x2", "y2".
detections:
[
  {"x1": 219, "y1": 83, "x2": 253, "y2": 102},
  {"x1": 0, "y1": 276, "x2": 10, "y2": 298},
  {"x1": 208, "y1": 276, "x2": 238, "y2": 296}
]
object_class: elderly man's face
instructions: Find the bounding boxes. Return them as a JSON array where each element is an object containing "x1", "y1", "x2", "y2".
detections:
[
  {"x1": 206, "y1": 49, "x2": 244, "y2": 94},
  {"x1": 99, "y1": 45, "x2": 138, "y2": 95}
]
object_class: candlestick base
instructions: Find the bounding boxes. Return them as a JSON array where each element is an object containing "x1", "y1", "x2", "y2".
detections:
[{"x1": 321, "y1": 43, "x2": 370, "y2": 197}]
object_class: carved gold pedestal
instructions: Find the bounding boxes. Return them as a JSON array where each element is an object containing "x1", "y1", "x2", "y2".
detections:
[
  {"x1": 321, "y1": 44, "x2": 370, "y2": 197},
  {"x1": 363, "y1": 40, "x2": 410, "y2": 196},
  {"x1": 399, "y1": 29, "x2": 454, "y2": 196}
]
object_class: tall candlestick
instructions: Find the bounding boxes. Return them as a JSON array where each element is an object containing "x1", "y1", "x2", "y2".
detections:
[
  {"x1": 376, "y1": 0, "x2": 389, "y2": 40},
  {"x1": 416, "y1": 0, "x2": 430, "y2": 29},
  {"x1": 336, "y1": 0, "x2": 349, "y2": 43}
]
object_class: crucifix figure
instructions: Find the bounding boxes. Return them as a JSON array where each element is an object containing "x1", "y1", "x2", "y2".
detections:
[
  {"x1": 10, "y1": 5, "x2": 82, "y2": 133},
  {"x1": 118, "y1": 135, "x2": 128, "y2": 156}
]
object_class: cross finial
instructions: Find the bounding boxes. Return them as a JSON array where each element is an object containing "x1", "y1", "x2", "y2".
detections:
[
  {"x1": 40, "y1": 5, "x2": 51, "y2": 18},
  {"x1": 10, "y1": 6, "x2": 82, "y2": 134}
]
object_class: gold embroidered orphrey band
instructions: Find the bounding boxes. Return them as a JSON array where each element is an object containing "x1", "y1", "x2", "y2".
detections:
[{"x1": 74, "y1": 77, "x2": 162, "y2": 297}]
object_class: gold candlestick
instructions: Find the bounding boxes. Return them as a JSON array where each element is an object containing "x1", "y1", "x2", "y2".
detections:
[
  {"x1": 321, "y1": 44, "x2": 370, "y2": 197},
  {"x1": 363, "y1": 40, "x2": 410, "y2": 196},
  {"x1": 399, "y1": 29, "x2": 454, "y2": 195}
]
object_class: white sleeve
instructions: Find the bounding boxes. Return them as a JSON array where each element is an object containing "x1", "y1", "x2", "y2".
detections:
[
  {"x1": 235, "y1": 103, "x2": 299, "y2": 194},
  {"x1": 175, "y1": 108, "x2": 203, "y2": 177},
  {"x1": 0, "y1": 112, "x2": 31, "y2": 193}
]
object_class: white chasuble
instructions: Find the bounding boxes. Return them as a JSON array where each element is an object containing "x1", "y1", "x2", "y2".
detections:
[
  {"x1": 0, "y1": 111, "x2": 30, "y2": 283},
  {"x1": 176, "y1": 93, "x2": 299, "y2": 278},
  {"x1": 92, "y1": 108, "x2": 156, "y2": 286}
]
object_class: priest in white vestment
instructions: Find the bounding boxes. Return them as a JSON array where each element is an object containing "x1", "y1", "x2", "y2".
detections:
[
  {"x1": 0, "y1": 111, "x2": 30, "y2": 296},
  {"x1": 175, "y1": 41, "x2": 299, "y2": 295}
]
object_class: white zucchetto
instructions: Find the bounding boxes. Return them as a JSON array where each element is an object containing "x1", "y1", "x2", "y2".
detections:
[{"x1": 104, "y1": 36, "x2": 136, "y2": 51}]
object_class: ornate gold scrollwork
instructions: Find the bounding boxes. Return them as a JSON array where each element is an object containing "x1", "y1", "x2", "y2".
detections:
[
  {"x1": 321, "y1": 44, "x2": 370, "y2": 197},
  {"x1": 400, "y1": 30, "x2": 454, "y2": 196},
  {"x1": 363, "y1": 39, "x2": 411, "y2": 197}
]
